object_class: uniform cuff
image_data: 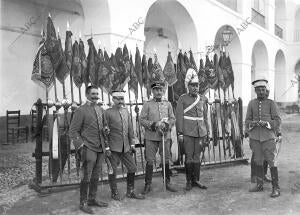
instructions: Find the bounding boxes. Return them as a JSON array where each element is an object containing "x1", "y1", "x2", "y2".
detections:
[
  {"x1": 105, "y1": 147, "x2": 110, "y2": 150},
  {"x1": 266, "y1": 122, "x2": 271, "y2": 129}
]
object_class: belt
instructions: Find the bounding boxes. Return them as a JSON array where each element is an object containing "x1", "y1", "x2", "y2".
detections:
[{"x1": 184, "y1": 116, "x2": 203, "y2": 121}]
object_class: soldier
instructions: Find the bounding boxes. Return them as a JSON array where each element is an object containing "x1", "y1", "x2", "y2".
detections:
[
  {"x1": 140, "y1": 81, "x2": 178, "y2": 194},
  {"x1": 69, "y1": 85, "x2": 108, "y2": 214},
  {"x1": 245, "y1": 78, "x2": 282, "y2": 198},
  {"x1": 175, "y1": 68, "x2": 209, "y2": 191},
  {"x1": 104, "y1": 89, "x2": 145, "y2": 201}
]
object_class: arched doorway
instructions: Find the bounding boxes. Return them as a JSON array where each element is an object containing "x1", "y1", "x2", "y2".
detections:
[
  {"x1": 251, "y1": 40, "x2": 269, "y2": 99},
  {"x1": 144, "y1": 0, "x2": 198, "y2": 65},
  {"x1": 274, "y1": 50, "x2": 286, "y2": 102}
]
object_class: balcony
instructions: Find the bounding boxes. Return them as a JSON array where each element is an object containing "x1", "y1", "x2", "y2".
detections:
[
  {"x1": 274, "y1": 24, "x2": 283, "y2": 39},
  {"x1": 251, "y1": 8, "x2": 265, "y2": 28},
  {"x1": 216, "y1": 0, "x2": 237, "y2": 12}
]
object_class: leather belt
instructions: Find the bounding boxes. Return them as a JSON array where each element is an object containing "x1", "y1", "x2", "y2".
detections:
[{"x1": 184, "y1": 116, "x2": 203, "y2": 121}]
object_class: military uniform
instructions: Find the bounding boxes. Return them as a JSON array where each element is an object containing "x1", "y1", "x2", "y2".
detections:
[
  {"x1": 104, "y1": 104, "x2": 144, "y2": 200},
  {"x1": 176, "y1": 68, "x2": 209, "y2": 190},
  {"x1": 69, "y1": 100, "x2": 108, "y2": 212},
  {"x1": 245, "y1": 78, "x2": 281, "y2": 197},
  {"x1": 140, "y1": 83, "x2": 177, "y2": 193}
]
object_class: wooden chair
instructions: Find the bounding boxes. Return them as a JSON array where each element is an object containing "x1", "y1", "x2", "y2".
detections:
[{"x1": 6, "y1": 110, "x2": 29, "y2": 144}]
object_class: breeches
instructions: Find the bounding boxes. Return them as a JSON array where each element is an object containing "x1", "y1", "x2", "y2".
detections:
[
  {"x1": 81, "y1": 146, "x2": 104, "y2": 182},
  {"x1": 109, "y1": 151, "x2": 137, "y2": 173},
  {"x1": 250, "y1": 138, "x2": 279, "y2": 167},
  {"x1": 145, "y1": 139, "x2": 171, "y2": 165},
  {"x1": 183, "y1": 136, "x2": 204, "y2": 163}
]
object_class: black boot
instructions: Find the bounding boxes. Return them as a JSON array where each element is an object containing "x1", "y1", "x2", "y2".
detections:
[
  {"x1": 164, "y1": 163, "x2": 177, "y2": 192},
  {"x1": 87, "y1": 179, "x2": 108, "y2": 207},
  {"x1": 126, "y1": 172, "x2": 145, "y2": 199},
  {"x1": 142, "y1": 163, "x2": 153, "y2": 195},
  {"x1": 249, "y1": 165, "x2": 264, "y2": 192},
  {"x1": 192, "y1": 163, "x2": 207, "y2": 189},
  {"x1": 270, "y1": 167, "x2": 280, "y2": 198},
  {"x1": 108, "y1": 173, "x2": 121, "y2": 201},
  {"x1": 263, "y1": 160, "x2": 271, "y2": 183},
  {"x1": 250, "y1": 154, "x2": 257, "y2": 183},
  {"x1": 80, "y1": 181, "x2": 94, "y2": 214},
  {"x1": 185, "y1": 163, "x2": 193, "y2": 191}
]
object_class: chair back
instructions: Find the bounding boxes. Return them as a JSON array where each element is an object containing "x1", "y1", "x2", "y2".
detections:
[{"x1": 7, "y1": 110, "x2": 21, "y2": 129}]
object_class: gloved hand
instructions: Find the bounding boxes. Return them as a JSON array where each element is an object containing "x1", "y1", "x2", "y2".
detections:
[
  {"x1": 105, "y1": 149, "x2": 112, "y2": 157},
  {"x1": 103, "y1": 126, "x2": 110, "y2": 136},
  {"x1": 178, "y1": 133, "x2": 184, "y2": 143},
  {"x1": 258, "y1": 121, "x2": 268, "y2": 127},
  {"x1": 130, "y1": 145, "x2": 136, "y2": 154},
  {"x1": 249, "y1": 121, "x2": 259, "y2": 129},
  {"x1": 244, "y1": 132, "x2": 249, "y2": 138}
]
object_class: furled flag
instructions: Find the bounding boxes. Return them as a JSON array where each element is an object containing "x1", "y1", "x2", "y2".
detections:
[
  {"x1": 183, "y1": 52, "x2": 191, "y2": 69},
  {"x1": 226, "y1": 54, "x2": 235, "y2": 91},
  {"x1": 189, "y1": 50, "x2": 198, "y2": 71},
  {"x1": 44, "y1": 16, "x2": 62, "y2": 70},
  {"x1": 65, "y1": 31, "x2": 73, "y2": 72},
  {"x1": 55, "y1": 34, "x2": 69, "y2": 84},
  {"x1": 71, "y1": 40, "x2": 82, "y2": 88},
  {"x1": 148, "y1": 57, "x2": 154, "y2": 79},
  {"x1": 31, "y1": 30, "x2": 54, "y2": 89},
  {"x1": 150, "y1": 54, "x2": 165, "y2": 84},
  {"x1": 205, "y1": 55, "x2": 218, "y2": 89},
  {"x1": 219, "y1": 52, "x2": 230, "y2": 90},
  {"x1": 135, "y1": 46, "x2": 143, "y2": 87},
  {"x1": 163, "y1": 51, "x2": 177, "y2": 86},
  {"x1": 142, "y1": 54, "x2": 151, "y2": 98},
  {"x1": 110, "y1": 53, "x2": 122, "y2": 90},
  {"x1": 115, "y1": 47, "x2": 130, "y2": 89},
  {"x1": 79, "y1": 39, "x2": 88, "y2": 87},
  {"x1": 87, "y1": 38, "x2": 100, "y2": 86},
  {"x1": 101, "y1": 50, "x2": 114, "y2": 93},
  {"x1": 198, "y1": 58, "x2": 209, "y2": 95},
  {"x1": 214, "y1": 53, "x2": 225, "y2": 89},
  {"x1": 128, "y1": 54, "x2": 139, "y2": 99},
  {"x1": 173, "y1": 50, "x2": 186, "y2": 99},
  {"x1": 123, "y1": 44, "x2": 131, "y2": 74}
]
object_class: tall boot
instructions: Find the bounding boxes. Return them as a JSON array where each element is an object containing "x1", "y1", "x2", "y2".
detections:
[
  {"x1": 108, "y1": 173, "x2": 121, "y2": 201},
  {"x1": 164, "y1": 163, "x2": 177, "y2": 192},
  {"x1": 263, "y1": 160, "x2": 271, "y2": 183},
  {"x1": 250, "y1": 155, "x2": 257, "y2": 183},
  {"x1": 249, "y1": 165, "x2": 264, "y2": 192},
  {"x1": 142, "y1": 163, "x2": 153, "y2": 195},
  {"x1": 191, "y1": 163, "x2": 207, "y2": 189},
  {"x1": 79, "y1": 181, "x2": 94, "y2": 214},
  {"x1": 87, "y1": 179, "x2": 108, "y2": 207},
  {"x1": 270, "y1": 167, "x2": 280, "y2": 198},
  {"x1": 185, "y1": 163, "x2": 193, "y2": 191},
  {"x1": 126, "y1": 172, "x2": 145, "y2": 199}
]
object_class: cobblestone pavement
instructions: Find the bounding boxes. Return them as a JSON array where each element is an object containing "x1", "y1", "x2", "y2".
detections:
[{"x1": 1, "y1": 113, "x2": 300, "y2": 215}]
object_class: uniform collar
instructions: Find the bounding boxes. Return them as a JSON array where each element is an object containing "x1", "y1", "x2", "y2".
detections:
[
  {"x1": 86, "y1": 99, "x2": 97, "y2": 106},
  {"x1": 153, "y1": 97, "x2": 162, "y2": 102}
]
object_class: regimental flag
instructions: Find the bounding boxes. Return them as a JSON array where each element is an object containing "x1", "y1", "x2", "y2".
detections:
[
  {"x1": 214, "y1": 53, "x2": 225, "y2": 89},
  {"x1": 205, "y1": 55, "x2": 218, "y2": 89},
  {"x1": 115, "y1": 47, "x2": 130, "y2": 90},
  {"x1": 31, "y1": 31, "x2": 54, "y2": 89},
  {"x1": 55, "y1": 35, "x2": 69, "y2": 84},
  {"x1": 150, "y1": 54, "x2": 165, "y2": 84},
  {"x1": 128, "y1": 54, "x2": 138, "y2": 99},
  {"x1": 97, "y1": 48, "x2": 105, "y2": 88},
  {"x1": 226, "y1": 54, "x2": 235, "y2": 90},
  {"x1": 123, "y1": 44, "x2": 131, "y2": 75},
  {"x1": 173, "y1": 50, "x2": 186, "y2": 99},
  {"x1": 44, "y1": 16, "x2": 62, "y2": 70},
  {"x1": 102, "y1": 49, "x2": 114, "y2": 93},
  {"x1": 65, "y1": 31, "x2": 73, "y2": 72},
  {"x1": 198, "y1": 58, "x2": 209, "y2": 95},
  {"x1": 142, "y1": 54, "x2": 151, "y2": 98},
  {"x1": 220, "y1": 52, "x2": 230, "y2": 90},
  {"x1": 71, "y1": 41, "x2": 82, "y2": 88},
  {"x1": 163, "y1": 51, "x2": 177, "y2": 86},
  {"x1": 183, "y1": 52, "x2": 191, "y2": 69},
  {"x1": 87, "y1": 38, "x2": 100, "y2": 86},
  {"x1": 189, "y1": 50, "x2": 198, "y2": 71},
  {"x1": 110, "y1": 53, "x2": 121, "y2": 91},
  {"x1": 79, "y1": 39, "x2": 88, "y2": 87},
  {"x1": 148, "y1": 57, "x2": 154, "y2": 79},
  {"x1": 135, "y1": 46, "x2": 143, "y2": 87}
]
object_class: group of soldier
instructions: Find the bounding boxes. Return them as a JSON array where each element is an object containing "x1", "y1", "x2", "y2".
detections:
[{"x1": 69, "y1": 67, "x2": 282, "y2": 214}]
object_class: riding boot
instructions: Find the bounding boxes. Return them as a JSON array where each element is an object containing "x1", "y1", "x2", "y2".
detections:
[
  {"x1": 251, "y1": 155, "x2": 257, "y2": 183},
  {"x1": 80, "y1": 181, "x2": 94, "y2": 214},
  {"x1": 192, "y1": 162, "x2": 207, "y2": 189},
  {"x1": 270, "y1": 167, "x2": 280, "y2": 198},
  {"x1": 185, "y1": 163, "x2": 193, "y2": 191},
  {"x1": 164, "y1": 163, "x2": 177, "y2": 192},
  {"x1": 249, "y1": 165, "x2": 264, "y2": 192},
  {"x1": 263, "y1": 160, "x2": 271, "y2": 183},
  {"x1": 126, "y1": 172, "x2": 145, "y2": 199},
  {"x1": 108, "y1": 173, "x2": 121, "y2": 201},
  {"x1": 142, "y1": 163, "x2": 153, "y2": 195}
]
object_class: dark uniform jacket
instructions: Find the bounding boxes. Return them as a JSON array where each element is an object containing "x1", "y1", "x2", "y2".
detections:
[
  {"x1": 140, "y1": 98, "x2": 175, "y2": 141},
  {"x1": 245, "y1": 98, "x2": 281, "y2": 141},
  {"x1": 176, "y1": 93, "x2": 208, "y2": 137},
  {"x1": 104, "y1": 105, "x2": 134, "y2": 153},
  {"x1": 69, "y1": 102, "x2": 107, "y2": 152}
]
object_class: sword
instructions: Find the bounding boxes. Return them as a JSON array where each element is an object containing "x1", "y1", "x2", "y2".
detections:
[{"x1": 162, "y1": 132, "x2": 166, "y2": 192}]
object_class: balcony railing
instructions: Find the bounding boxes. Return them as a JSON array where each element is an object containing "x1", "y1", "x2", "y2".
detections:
[
  {"x1": 274, "y1": 24, "x2": 283, "y2": 39},
  {"x1": 295, "y1": 30, "x2": 300, "y2": 42},
  {"x1": 251, "y1": 8, "x2": 265, "y2": 28},
  {"x1": 216, "y1": 0, "x2": 237, "y2": 12}
]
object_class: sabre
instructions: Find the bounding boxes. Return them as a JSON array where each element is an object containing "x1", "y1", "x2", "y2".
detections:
[{"x1": 162, "y1": 132, "x2": 166, "y2": 192}]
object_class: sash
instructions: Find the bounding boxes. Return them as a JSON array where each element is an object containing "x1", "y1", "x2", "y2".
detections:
[{"x1": 184, "y1": 94, "x2": 200, "y2": 114}]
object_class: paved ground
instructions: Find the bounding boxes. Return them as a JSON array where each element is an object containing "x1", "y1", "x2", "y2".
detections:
[{"x1": 1, "y1": 113, "x2": 300, "y2": 215}]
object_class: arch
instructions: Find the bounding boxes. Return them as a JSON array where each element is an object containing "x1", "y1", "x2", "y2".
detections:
[
  {"x1": 251, "y1": 40, "x2": 269, "y2": 98},
  {"x1": 144, "y1": 0, "x2": 198, "y2": 65},
  {"x1": 274, "y1": 50, "x2": 286, "y2": 101}
]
